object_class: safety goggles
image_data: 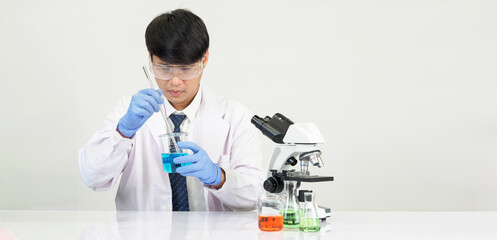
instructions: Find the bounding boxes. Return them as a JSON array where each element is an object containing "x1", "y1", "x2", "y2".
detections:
[{"x1": 149, "y1": 58, "x2": 204, "y2": 81}]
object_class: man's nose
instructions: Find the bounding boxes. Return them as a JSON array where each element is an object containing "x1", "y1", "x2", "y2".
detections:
[{"x1": 169, "y1": 75, "x2": 183, "y2": 85}]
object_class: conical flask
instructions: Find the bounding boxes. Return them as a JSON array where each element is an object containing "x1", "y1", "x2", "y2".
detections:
[
  {"x1": 299, "y1": 191, "x2": 321, "y2": 232},
  {"x1": 281, "y1": 181, "x2": 301, "y2": 228}
]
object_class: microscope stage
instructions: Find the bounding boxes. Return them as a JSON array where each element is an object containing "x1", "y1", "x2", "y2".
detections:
[{"x1": 284, "y1": 175, "x2": 334, "y2": 182}]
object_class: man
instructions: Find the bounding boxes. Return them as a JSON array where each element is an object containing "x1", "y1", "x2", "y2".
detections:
[{"x1": 78, "y1": 9, "x2": 264, "y2": 211}]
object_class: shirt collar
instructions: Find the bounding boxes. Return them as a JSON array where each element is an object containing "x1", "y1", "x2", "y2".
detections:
[{"x1": 163, "y1": 85, "x2": 202, "y2": 121}]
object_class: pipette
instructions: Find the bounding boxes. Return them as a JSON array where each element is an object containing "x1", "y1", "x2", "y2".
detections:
[{"x1": 142, "y1": 66, "x2": 180, "y2": 153}]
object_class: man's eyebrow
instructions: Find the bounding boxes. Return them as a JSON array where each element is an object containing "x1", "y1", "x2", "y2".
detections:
[{"x1": 153, "y1": 60, "x2": 167, "y2": 65}]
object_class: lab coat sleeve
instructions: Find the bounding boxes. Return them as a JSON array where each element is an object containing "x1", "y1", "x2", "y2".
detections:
[
  {"x1": 78, "y1": 98, "x2": 133, "y2": 191},
  {"x1": 206, "y1": 108, "x2": 264, "y2": 211}
]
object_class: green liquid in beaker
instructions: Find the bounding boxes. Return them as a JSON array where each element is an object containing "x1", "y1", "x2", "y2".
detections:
[
  {"x1": 299, "y1": 218, "x2": 321, "y2": 232},
  {"x1": 282, "y1": 209, "x2": 300, "y2": 228},
  {"x1": 162, "y1": 153, "x2": 190, "y2": 173}
]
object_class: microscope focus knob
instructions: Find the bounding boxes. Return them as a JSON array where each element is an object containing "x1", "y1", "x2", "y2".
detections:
[{"x1": 263, "y1": 176, "x2": 284, "y2": 193}]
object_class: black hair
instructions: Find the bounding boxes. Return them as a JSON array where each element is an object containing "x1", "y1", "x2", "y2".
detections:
[{"x1": 145, "y1": 9, "x2": 209, "y2": 65}]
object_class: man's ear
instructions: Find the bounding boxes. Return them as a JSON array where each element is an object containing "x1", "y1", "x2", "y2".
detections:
[{"x1": 202, "y1": 50, "x2": 209, "y2": 68}]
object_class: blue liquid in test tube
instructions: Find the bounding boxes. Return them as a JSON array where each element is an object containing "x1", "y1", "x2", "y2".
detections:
[{"x1": 162, "y1": 153, "x2": 192, "y2": 173}]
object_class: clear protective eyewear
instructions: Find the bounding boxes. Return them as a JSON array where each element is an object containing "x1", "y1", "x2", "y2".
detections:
[{"x1": 149, "y1": 58, "x2": 204, "y2": 81}]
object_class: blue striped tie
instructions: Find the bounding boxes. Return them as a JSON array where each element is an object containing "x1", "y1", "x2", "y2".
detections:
[{"x1": 168, "y1": 113, "x2": 189, "y2": 211}]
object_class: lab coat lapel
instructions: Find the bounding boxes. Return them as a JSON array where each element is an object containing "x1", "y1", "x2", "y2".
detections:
[{"x1": 193, "y1": 87, "x2": 229, "y2": 164}]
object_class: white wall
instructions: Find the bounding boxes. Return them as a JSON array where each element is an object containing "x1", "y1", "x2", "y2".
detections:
[{"x1": 1, "y1": 0, "x2": 496, "y2": 211}]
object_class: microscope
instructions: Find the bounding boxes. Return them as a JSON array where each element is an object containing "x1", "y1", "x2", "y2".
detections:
[{"x1": 252, "y1": 113, "x2": 333, "y2": 222}]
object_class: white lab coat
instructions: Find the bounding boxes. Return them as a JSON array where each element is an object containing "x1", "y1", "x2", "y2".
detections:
[{"x1": 78, "y1": 87, "x2": 264, "y2": 211}]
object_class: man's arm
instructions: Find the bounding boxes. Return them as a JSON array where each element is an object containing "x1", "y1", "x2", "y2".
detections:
[
  {"x1": 79, "y1": 89, "x2": 163, "y2": 190},
  {"x1": 78, "y1": 98, "x2": 134, "y2": 190}
]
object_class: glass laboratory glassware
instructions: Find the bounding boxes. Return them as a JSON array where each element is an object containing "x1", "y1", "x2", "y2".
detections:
[
  {"x1": 281, "y1": 181, "x2": 301, "y2": 228},
  {"x1": 258, "y1": 193, "x2": 284, "y2": 231},
  {"x1": 158, "y1": 132, "x2": 191, "y2": 173},
  {"x1": 299, "y1": 192, "x2": 321, "y2": 232}
]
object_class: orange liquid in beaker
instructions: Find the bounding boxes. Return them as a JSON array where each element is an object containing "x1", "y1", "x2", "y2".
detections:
[{"x1": 258, "y1": 215, "x2": 283, "y2": 231}]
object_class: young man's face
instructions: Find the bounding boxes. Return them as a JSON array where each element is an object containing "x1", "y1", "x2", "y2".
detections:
[{"x1": 151, "y1": 51, "x2": 208, "y2": 111}]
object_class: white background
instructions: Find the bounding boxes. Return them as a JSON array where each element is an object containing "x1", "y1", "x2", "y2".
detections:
[{"x1": 0, "y1": 0, "x2": 496, "y2": 211}]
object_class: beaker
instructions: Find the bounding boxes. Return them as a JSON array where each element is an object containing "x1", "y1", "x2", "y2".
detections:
[
  {"x1": 281, "y1": 181, "x2": 301, "y2": 228},
  {"x1": 158, "y1": 132, "x2": 191, "y2": 173},
  {"x1": 258, "y1": 193, "x2": 284, "y2": 232},
  {"x1": 299, "y1": 192, "x2": 321, "y2": 232}
]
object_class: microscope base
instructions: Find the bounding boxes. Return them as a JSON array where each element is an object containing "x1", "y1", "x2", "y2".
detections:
[{"x1": 318, "y1": 205, "x2": 331, "y2": 221}]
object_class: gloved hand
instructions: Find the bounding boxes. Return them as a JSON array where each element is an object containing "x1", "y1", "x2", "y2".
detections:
[
  {"x1": 117, "y1": 88, "x2": 163, "y2": 138},
  {"x1": 174, "y1": 142, "x2": 223, "y2": 186}
]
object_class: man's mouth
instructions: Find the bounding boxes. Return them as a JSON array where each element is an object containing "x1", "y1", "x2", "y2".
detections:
[{"x1": 167, "y1": 90, "x2": 183, "y2": 97}]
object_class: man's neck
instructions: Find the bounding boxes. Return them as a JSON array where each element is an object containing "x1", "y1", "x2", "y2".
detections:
[{"x1": 172, "y1": 102, "x2": 189, "y2": 111}]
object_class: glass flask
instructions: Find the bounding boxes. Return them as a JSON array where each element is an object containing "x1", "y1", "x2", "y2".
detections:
[
  {"x1": 258, "y1": 193, "x2": 284, "y2": 231},
  {"x1": 158, "y1": 132, "x2": 191, "y2": 173},
  {"x1": 299, "y1": 192, "x2": 321, "y2": 232},
  {"x1": 281, "y1": 181, "x2": 301, "y2": 228}
]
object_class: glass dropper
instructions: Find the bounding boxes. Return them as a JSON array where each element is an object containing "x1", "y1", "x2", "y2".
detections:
[{"x1": 142, "y1": 66, "x2": 180, "y2": 153}]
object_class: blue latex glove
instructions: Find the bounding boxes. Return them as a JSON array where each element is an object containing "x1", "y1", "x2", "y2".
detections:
[
  {"x1": 174, "y1": 142, "x2": 223, "y2": 186},
  {"x1": 117, "y1": 88, "x2": 163, "y2": 138}
]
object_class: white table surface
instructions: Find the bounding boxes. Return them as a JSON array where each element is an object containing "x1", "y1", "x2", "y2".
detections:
[{"x1": 1, "y1": 211, "x2": 496, "y2": 240}]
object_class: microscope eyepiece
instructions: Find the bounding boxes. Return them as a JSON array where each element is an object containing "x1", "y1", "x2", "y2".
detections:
[
  {"x1": 250, "y1": 115, "x2": 264, "y2": 129},
  {"x1": 251, "y1": 113, "x2": 294, "y2": 144}
]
